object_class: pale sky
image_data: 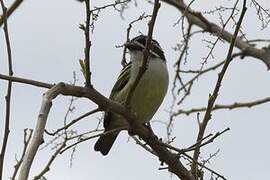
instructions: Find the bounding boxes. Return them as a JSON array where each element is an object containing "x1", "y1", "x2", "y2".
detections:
[{"x1": 0, "y1": 0, "x2": 270, "y2": 180}]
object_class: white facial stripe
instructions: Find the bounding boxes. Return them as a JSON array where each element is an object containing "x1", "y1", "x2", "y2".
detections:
[{"x1": 133, "y1": 40, "x2": 162, "y2": 58}]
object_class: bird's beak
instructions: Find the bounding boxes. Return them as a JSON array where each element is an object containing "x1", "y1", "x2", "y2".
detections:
[{"x1": 124, "y1": 41, "x2": 135, "y2": 50}]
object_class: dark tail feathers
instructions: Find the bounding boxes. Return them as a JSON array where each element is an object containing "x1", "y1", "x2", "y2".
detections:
[{"x1": 94, "y1": 133, "x2": 119, "y2": 155}]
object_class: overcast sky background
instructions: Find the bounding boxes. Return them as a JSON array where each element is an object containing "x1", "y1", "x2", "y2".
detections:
[{"x1": 0, "y1": 0, "x2": 270, "y2": 179}]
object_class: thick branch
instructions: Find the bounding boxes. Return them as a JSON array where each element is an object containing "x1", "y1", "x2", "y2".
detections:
[
  {"x1": 18, "y1": 83, "x2": 65, "y2": 180},
  {"x1": 14, "y1": 80, "x2": 195, "y2": 180},
  {"x1": 162, "y1": 0, "x2": 270, "y2": 69}
]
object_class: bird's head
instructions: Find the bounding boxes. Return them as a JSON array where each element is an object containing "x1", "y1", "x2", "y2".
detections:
[{"x1": 124, "y1": 35, "x2": 166, "y2": 62}]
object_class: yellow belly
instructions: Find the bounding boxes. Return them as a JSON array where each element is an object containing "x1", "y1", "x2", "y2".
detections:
[{"x1": 110, "y1": 60, "x2": 169, "y2": 128}]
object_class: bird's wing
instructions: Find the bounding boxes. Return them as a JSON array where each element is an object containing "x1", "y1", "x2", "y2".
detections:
[
  {"x1": 103, "y1": 62, "x2": 132, "y2": 129},
  {"x1": 109, "y1": 62, "x2": 131, "y2": 100}
]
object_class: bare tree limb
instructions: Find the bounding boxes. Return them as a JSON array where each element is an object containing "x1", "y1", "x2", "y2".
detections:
[
  {"x1": 4, "y1": 75, "x2": 195, "y2": 179},
  {"x1": 161, "y1": 0, "x2": 270, "y2": 69},
  {"x1": 190, "y1": 1, "x2": 247, "y2": 177},
  {"x1": 0, "y1": 73, "x2": 52, "y2": 88},
  {"x1": 18, "y1": 83, "x2": 65, "y2": 180}
]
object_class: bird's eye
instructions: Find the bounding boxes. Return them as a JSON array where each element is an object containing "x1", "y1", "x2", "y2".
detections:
[{"x1": 136, "y1": 38, "x2": 146, "y2": 47}]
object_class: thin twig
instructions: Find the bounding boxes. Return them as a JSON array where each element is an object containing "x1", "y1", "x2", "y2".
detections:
[
  {"x1": 46, "y1": 108, "x2": 101, "y2": 136},
  {"x1": 90, "y1": 0, "x2": 130, "y2": 13},
  {"x1": 173, "y1": 96, "x2": 270, "y2": 116},
  {"x1": 121, "y1": 13, "x2": 151, "y2": 67},
  {"x1": 183, "y1": 128, "x2": 229, "y2": 153},
  {"x1": 59, "y1": 127, "x2": 127, "y2": 154},
  {"x1": 33, "y1": 140, "x2": 66, "y2": 180},
  {"x1": 159, "y1": 128, "x2": 229, "y2": 154},
  {"x1": 183, "y1": 153, "x2": 227, "y2": 180},
  {"x1": 132, "y1": 136, "x2": 157, "y2": 156}
]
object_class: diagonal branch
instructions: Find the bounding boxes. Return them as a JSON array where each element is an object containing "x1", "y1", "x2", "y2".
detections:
[
  {"x1": 124, "y1": 0, "x2": 161, "y2": 106},
  {"x1": 190, "y1": 0, "x2": 247, "y2": 177},
  {"x1": 33, "y1": 140, "x2": 66, "y2": 180}
]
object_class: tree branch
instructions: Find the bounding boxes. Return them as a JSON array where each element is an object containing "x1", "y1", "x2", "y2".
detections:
[
  {"x1": 83, "y1": 0, "x2": 91, "y2": 87},
  {"x1": 0, "y1": 0, "x2": 24, "y2": 27},
  {"x1": 11, "y1": 129, "x2": 33, "y2": 180}
]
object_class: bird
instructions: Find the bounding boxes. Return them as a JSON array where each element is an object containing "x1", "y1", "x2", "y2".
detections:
[{"x1": 94, "y1": 35, "x2": 169, "y2": 155}]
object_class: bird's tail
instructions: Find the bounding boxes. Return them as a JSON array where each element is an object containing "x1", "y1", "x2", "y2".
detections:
[{"x1": 94, "y1": 132, "x2": 119, "y2": 155}]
